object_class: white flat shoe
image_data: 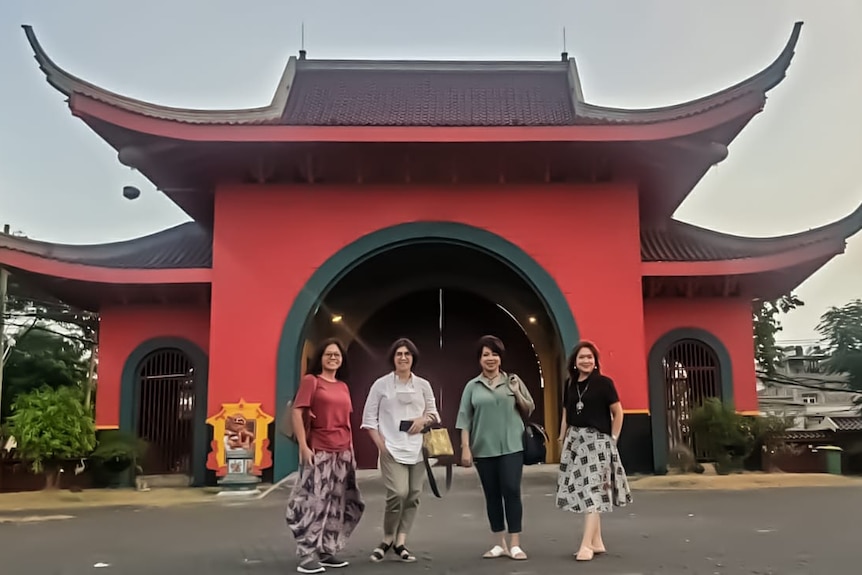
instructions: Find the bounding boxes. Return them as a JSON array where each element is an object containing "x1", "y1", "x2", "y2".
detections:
[
  {"x1": 482, "y1": 545, "x2": 508, "y2": 558},
  {"x1": 509, "y1": 545, "x2": 528, "y2": 560}
]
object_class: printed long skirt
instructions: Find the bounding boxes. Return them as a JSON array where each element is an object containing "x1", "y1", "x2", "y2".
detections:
[
  {"x1": 285, "y1": 450, "x2": 366, "y2": 558},
  {"x1": 556, "y1": 426, "x2": 632, "y2": 513}
]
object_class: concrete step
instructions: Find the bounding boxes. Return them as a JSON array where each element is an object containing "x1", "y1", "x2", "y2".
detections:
[{"x1": 141, "y1": 474, "x2": 192, "y2": 488}]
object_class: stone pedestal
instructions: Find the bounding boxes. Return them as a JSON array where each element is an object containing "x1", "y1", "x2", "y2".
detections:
[{"x1": 217, "y1": 448, "x2": 260, "y2": 495}]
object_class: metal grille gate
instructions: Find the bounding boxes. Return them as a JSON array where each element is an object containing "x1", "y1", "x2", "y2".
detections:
[
  {"x1": 136, "y1": 349, "x2": 196, "y2": 475},
  {"x1": 662, "y1": 339, "x2": 721, "y2": 460}
]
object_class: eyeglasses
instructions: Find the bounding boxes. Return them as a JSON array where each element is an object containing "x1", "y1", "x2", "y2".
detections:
[
  {"x1": 324, "y1": 352, "x2": 342, "y2": 358},
  {"x1": 394, "y1": 351, "x2": 412, "y2": 357}
]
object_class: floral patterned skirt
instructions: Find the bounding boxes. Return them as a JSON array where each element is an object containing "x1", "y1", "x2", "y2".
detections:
[
  {"x1": 285, "y1": 450, "x2": 366, "y2": 558},
  {"x1": 556, "y1": 426, "x2": 632, "y2": 514}
]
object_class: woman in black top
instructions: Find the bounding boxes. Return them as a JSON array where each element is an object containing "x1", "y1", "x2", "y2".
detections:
[{"x1": 555, "y1": 341, "x2": 632, "y2": 561}]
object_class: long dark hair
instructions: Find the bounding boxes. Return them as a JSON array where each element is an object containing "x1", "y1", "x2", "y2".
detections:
[
  {"x1": 566, "y1": 340, "x2": 601, "y2": 383},
  {"x1": 306, "y1": 337, "x2": 349, "y2": 381}
]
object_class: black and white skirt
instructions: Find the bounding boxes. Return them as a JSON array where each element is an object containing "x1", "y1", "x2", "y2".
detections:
[{"x1": 556, "y1": 426, "x2": 632, "y2": 514}]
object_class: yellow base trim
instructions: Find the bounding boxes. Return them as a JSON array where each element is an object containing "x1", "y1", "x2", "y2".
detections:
[
  {"x1": 96, "y1": 425, "x2": 120, "y2": 430},
  {"x1": 624, "y1": 409, "x2": 650, "y2": 414},
  {"x1": 737, "y1": 410, "x2": 761, "y2": 416}
]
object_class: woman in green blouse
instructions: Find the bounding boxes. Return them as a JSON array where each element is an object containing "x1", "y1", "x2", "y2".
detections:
[{"x1": 456, "y1": 335, "x2": 535, "y2": 561}]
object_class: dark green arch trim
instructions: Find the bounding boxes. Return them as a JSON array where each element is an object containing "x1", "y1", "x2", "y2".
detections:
[
  {"x1": 274, "y1": 221, "x2": 579, "y2": 480},
  {"x1": 647, "y1": 327, "x2": 734, "y2": 475},
  {"x1": 119, "y1": 337, "x2": 209, "y2": 487}
]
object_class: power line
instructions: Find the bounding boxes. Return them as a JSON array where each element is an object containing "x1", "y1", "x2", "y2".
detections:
[{"x1": 757, "y1": 370, "x2": 858, "y2": 394}]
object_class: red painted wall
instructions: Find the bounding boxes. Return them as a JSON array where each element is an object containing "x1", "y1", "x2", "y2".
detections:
[
  {"x1": 97, "y1": 305, "x2": 211, "y2": 427},
  {"x1": 208, "y1": 183, "x2": 649, "y2": 417},
  {"x1": 643, "y1": 298, "x2": 758, "y2": 412}
]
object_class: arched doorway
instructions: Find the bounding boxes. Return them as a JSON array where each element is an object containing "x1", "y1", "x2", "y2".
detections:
[
  {"x1": 345, "y1": 288, "x2": 543, "y2": 469},
  {"x1": 662, "y1": 339, "x2": 721, "y2": 460},
  {"x1": 275, "y1": 222, "x2": 579, "y2": 481},
  {"x1": 135, "y1": 349, "x2": 196, "y2": 476},
  {"x1": 648, "y1": 328, "x2": 734, "y2": 473},
  {"x1": 120, "y1": 337, "x2": 209, "y2": 486}
]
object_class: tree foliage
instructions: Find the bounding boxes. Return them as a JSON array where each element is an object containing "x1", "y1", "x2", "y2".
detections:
[
  {"x1": 4, "y1": 276, "x2": 97, "y2": 345},
  {"x1": 2, "y1": 275, "x2": 98, "y2": 418},
  {"x1": 7, "y1": 386, "x2": 96, "y2": 487},
  {"x1": 816, "y1": 299, "x2": 862, "y2": 390},
  {"x1": 1, "y1": 327, "x2": 89, "y2": 420},
  {"x1": 753, "y1": 293, "x2": 804, "y2": 375}
]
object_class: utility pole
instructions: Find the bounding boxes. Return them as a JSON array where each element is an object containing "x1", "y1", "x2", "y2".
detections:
[{"x1": 0, "y1": 223, "x2": 9, "y2": 418}]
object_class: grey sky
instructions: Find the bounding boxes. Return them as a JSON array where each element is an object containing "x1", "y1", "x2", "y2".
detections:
[{"x1": 1, "y1": 0, "x2": 860, "y2": 343}]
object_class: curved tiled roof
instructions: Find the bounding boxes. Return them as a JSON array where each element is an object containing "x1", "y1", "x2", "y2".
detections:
[
  {"x1": 642, "y1": 203, "x2": 862, "y2": 262},
  {"x1": 1, "y1": 202, "x2": 859, "y2": 274},
  {"x1": 21, "y1": 22, "x2": 802, "y2": 128},
  {"x1": 0, "y1": 222, "x2": 211, "y2": 269}
]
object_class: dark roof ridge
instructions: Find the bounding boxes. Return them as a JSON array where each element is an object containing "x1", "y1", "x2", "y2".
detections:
[{"x1": 296, "y1": 59, "x2": 570, "y2": 72}]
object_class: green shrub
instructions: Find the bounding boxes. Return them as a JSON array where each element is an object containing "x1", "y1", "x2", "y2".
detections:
[
  {"x1": 691, "y1": 399, "x2": 794, "y2": 474},
  {"x1": 690, "y1": 398, "x2": 754, "y2": 474},
  {"x1": 7, "y1": 385, "x2": 96, "y2": 488}
]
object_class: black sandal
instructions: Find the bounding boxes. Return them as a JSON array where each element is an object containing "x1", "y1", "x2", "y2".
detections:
[
  {"x1": 394, "y1": 545, "x2": 417, "y2": 563},
  {"x1": 370, "y1": 542, "x2": 391, "y2": 563}
]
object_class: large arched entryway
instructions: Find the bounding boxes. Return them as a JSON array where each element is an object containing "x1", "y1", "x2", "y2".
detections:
[
  {"x1": 648, "y1": 328, "x2": 734, "y2": 474},
  {"x1": 120, "y1": 338, "x2": 209, "y2": 486},
  {"x1": 344, "y1": 288, "x2": 544, "y2": 469},
  {"x1": 274, "y1": 222, "x2": 579, "y2": 480}
]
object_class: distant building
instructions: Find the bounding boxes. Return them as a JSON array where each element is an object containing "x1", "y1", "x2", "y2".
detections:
[{"x1": 758, "y1": 346, "x2": 862, "y2": 472}]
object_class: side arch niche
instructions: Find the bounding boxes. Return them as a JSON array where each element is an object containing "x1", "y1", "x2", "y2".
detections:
[
  {"x1": 647, "y1": 328, "x2": 733, "y2": 474},
  {"x1": 119, "y1": 337, "x2": 209, "y2": 486}
]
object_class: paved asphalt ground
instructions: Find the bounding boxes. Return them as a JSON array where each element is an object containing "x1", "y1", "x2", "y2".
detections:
[{"x1": 1, "y1": 470, "x2": 859, "y2": 574}]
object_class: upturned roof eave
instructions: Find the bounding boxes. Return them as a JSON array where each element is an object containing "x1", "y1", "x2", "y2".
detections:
[
  {"x1": 21, "y1": 24, "x2": 294, "y2": 125},
  {"x1": 3, "y1": 199, "x2": 858, "y2": 278},
  {"x1": 0, "y1": 249, "x2": 212, "y2": 285},
  {"x1": 22, "y1": 22, "x2": 802, "y2": 129},
  {"x1": 571, "y1": 22, "x2": 802, "y2": 124},
  {"x1": 665, "y1": 202, "x2": 862, "y2": 255}
]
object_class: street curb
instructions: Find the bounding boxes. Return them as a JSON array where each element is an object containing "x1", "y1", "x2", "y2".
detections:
[{"x1": 1, "y1": 469, "x2": 859, "y2": 512}]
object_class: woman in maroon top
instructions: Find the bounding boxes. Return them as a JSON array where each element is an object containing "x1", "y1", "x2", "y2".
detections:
[{"x1": 286, "y1": 338, "x2": 365, "y2": 575}]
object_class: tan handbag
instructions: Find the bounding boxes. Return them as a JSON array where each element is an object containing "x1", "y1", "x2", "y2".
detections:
[
  {"x1": 422, "y1": 427, "x2": 454, "y2": 458},
  {"x1": 421, "y1": 424, "x2": 454, "y2": 498}
]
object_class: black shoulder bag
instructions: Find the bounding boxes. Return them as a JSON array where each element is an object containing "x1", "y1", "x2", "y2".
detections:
[{"x1": 509, "y1": 374, "x2": 548, "y2": 465}]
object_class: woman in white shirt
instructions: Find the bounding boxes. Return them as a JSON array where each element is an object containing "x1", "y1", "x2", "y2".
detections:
[{"x1": 361, "y1": 337, "x2": 440, "y2": 563}]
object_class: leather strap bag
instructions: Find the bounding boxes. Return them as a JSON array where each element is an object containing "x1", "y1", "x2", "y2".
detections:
[
  {"x1": 509, "y1": 374, "x2": 548, "y2": 465},
  {"x1": 422, "y1": 424, "x2": 454, "y2": 498}
]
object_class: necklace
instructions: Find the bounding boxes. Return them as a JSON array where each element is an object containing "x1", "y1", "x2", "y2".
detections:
[
  {"x1": 575, "y1": 379, "x2": 590, "y2": 414},
  {"x1": 484, "y1": 372, "x2": 501, "y2": 387}
]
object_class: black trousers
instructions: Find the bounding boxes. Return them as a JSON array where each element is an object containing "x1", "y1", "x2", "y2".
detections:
[{"x1": 473, "y1": 451, "x2": 524, "y2": 534}]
